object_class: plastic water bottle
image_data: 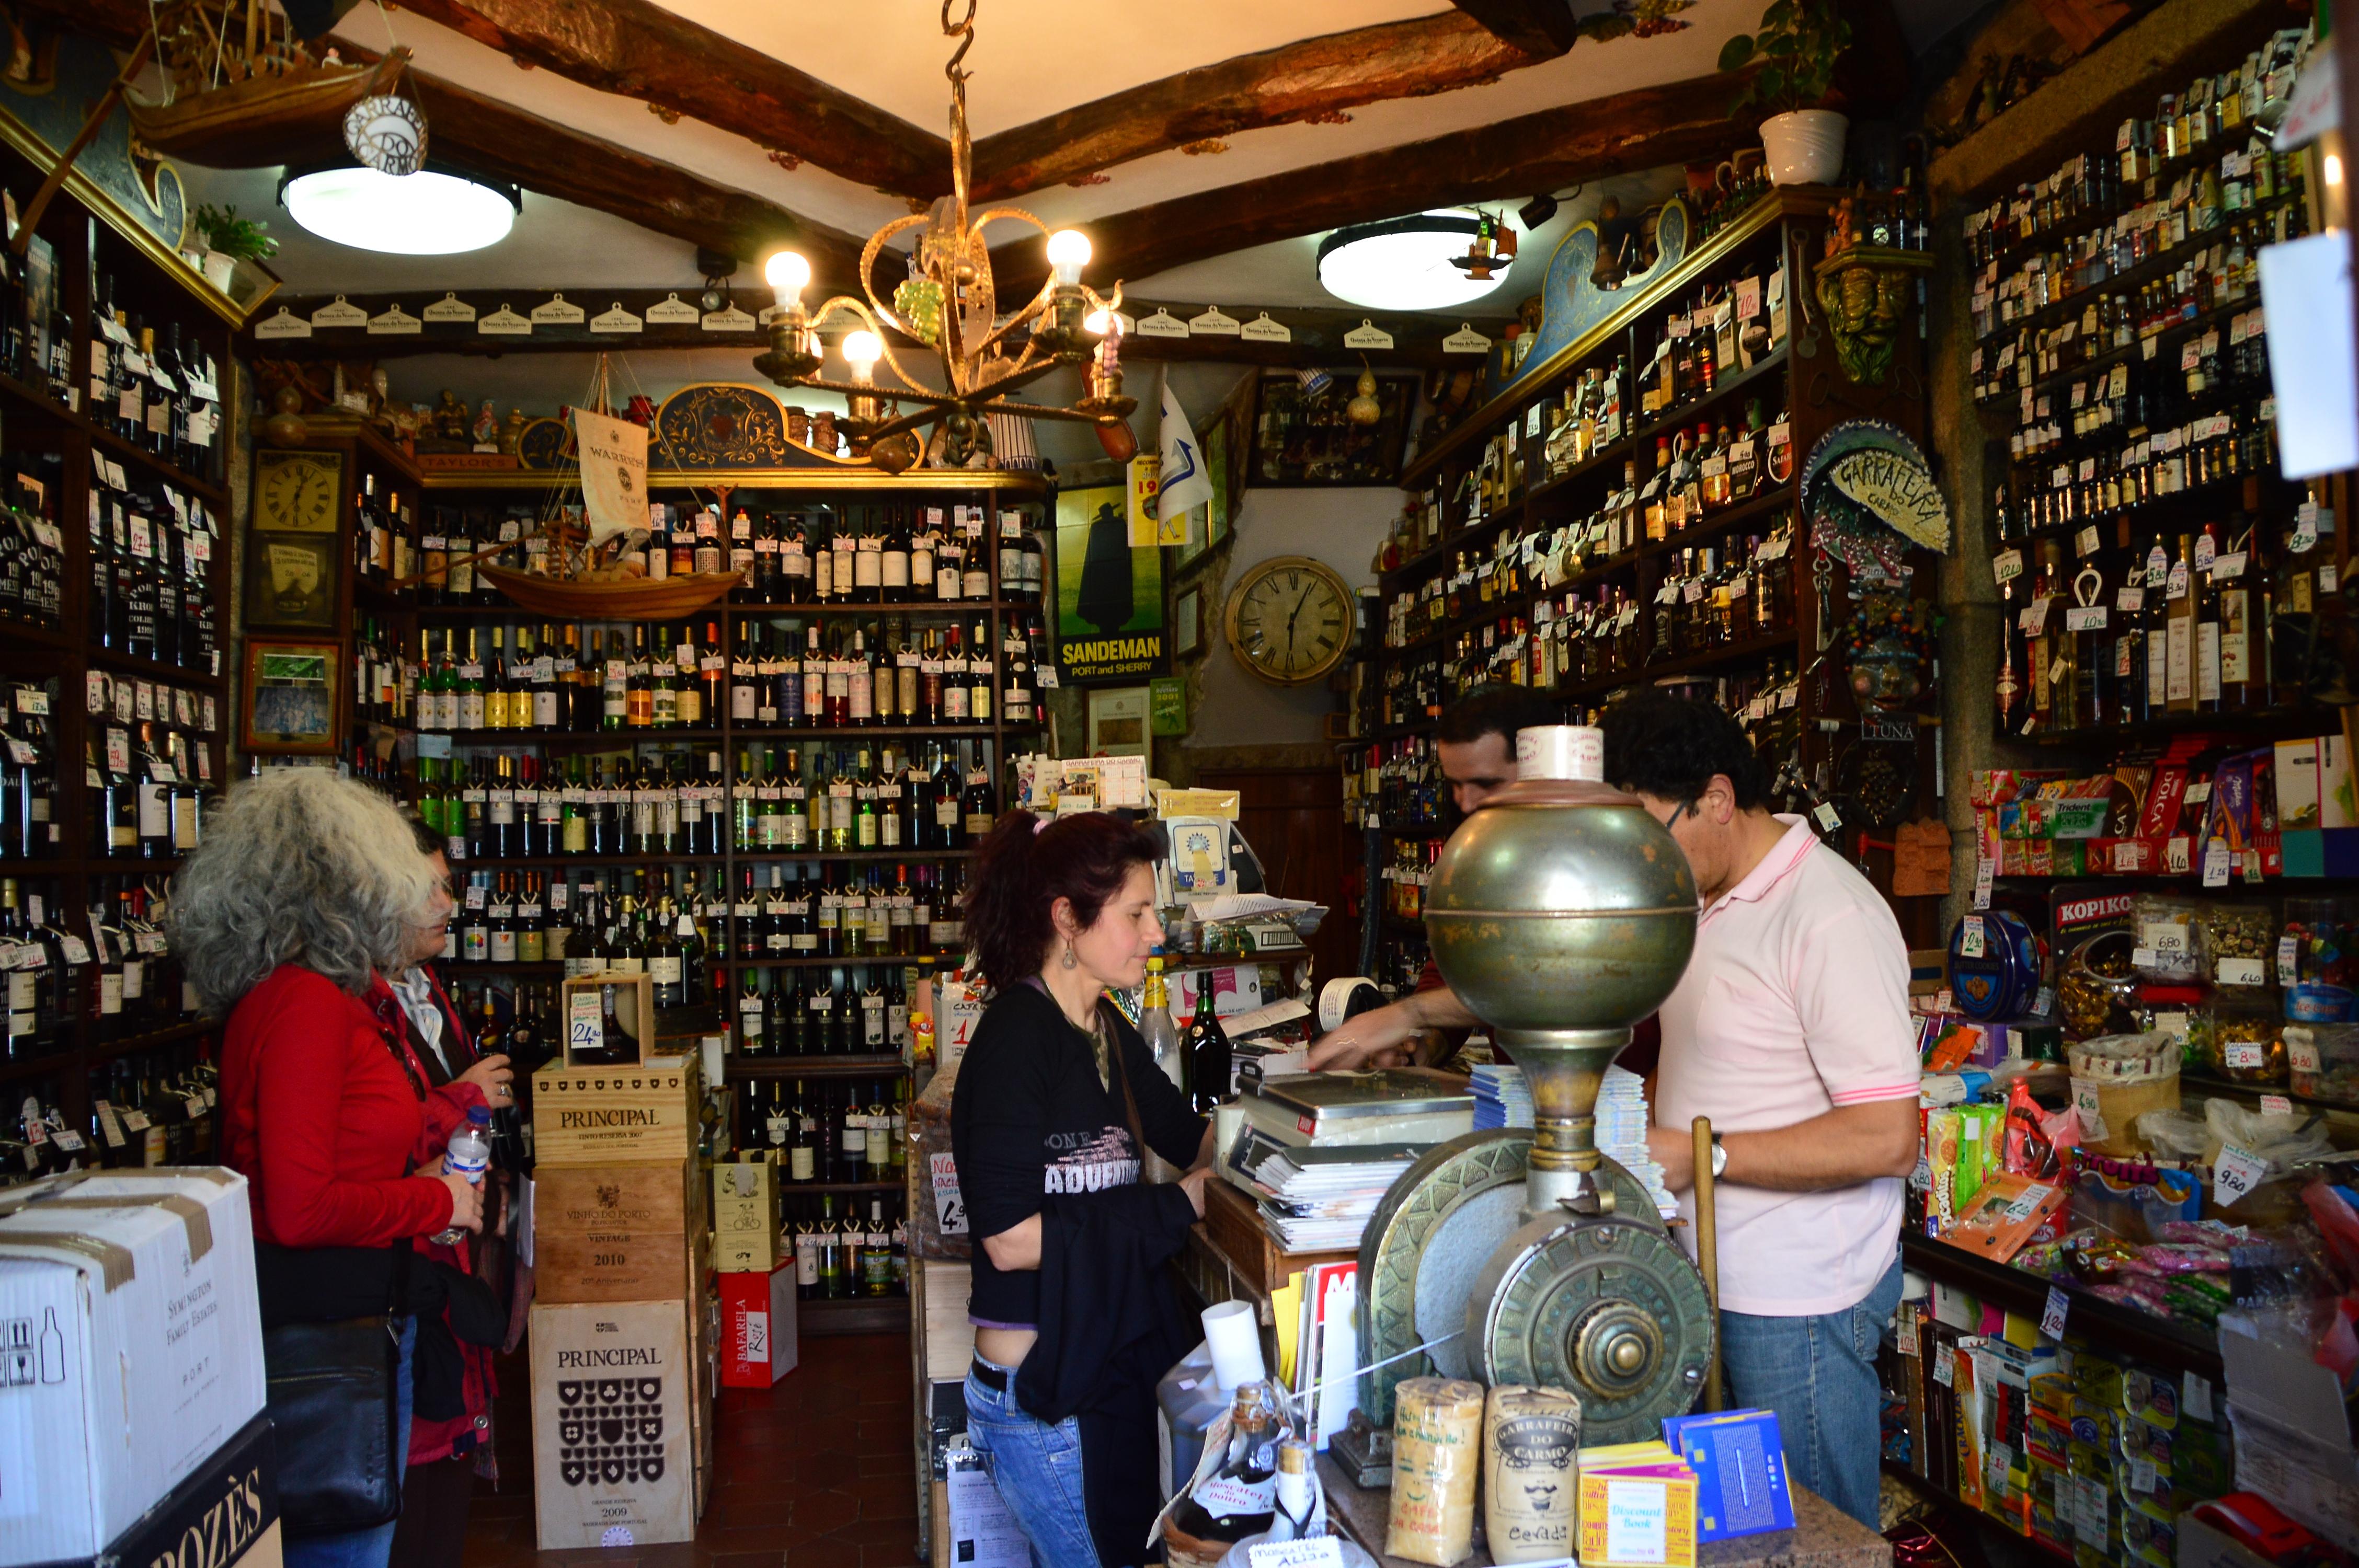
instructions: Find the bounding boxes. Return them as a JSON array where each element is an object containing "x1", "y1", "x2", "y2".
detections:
[{"x1": 431, "y1": 1106, "x2": 493, "y2": 1246}]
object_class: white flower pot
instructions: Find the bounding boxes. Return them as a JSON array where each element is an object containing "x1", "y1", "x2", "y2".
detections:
[
  {"x1": 201, "y1": 250, "x2": 239, "y2": 295},
  {"x1": 1759, "y1": 109, "x2": 1848, "y2": 187}
]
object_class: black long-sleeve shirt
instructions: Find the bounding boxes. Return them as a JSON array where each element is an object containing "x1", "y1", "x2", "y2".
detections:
[{"x1": 950, "y1": 979, "x2": 1206, "y2": 1328}]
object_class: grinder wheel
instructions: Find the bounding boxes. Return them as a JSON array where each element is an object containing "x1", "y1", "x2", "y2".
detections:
[
  {"x1": 1356, "y1": 1129, "x2": 1662, "y2": 1426},
  {"x1": 1468, "y1": 1198, "x2": 1716, "y2": 1445}
]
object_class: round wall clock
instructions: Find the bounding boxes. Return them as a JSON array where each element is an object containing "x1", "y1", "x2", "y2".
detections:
[
  {"x1": 254, "y1": 449, "x2": 346, "y2": 534},
  {"x1": 1222, "y1": 554, "x2": 1355, "y2": 686}
]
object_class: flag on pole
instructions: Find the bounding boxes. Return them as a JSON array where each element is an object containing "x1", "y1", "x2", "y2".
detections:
[{"x1": 1156, "y1": 373, "x2": 1212, "y2": 526}]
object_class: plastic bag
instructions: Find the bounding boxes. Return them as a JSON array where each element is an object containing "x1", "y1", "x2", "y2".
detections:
[{"x1": 2203, "y1": 1097, "x2": 2334, "y2": 1172}]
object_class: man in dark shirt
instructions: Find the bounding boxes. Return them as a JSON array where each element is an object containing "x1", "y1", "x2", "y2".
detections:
[{"x1": 1307, "y1": 684, "x2": 1556, "y2": 1071}]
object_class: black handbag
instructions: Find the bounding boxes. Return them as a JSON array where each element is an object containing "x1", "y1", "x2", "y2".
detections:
[{"x1": 263, "y1": 1306, "x2": 407, "y2": 1537}]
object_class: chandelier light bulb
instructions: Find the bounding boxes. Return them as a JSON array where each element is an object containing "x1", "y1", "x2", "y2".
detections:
[
  {"x1": 1046, "y1": 228, "x2": 1093, "y2": 286},
  {"x1": 764, "y1": 249, "x2": 811, "y2": 306},
  {"x1": 841, "y1": 329, "x2": 884, "y2": 381},
  {"x1": 1084, "y1": 306, "x2": 1119, "y2": 337}
]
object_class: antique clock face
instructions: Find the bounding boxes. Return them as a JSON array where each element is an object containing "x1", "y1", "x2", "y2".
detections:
[
  {"x1": 1223, "y1": 554, "x2": 1354, "y2": 686},
  {"x1": 254, "y1": 450, "x2": 345, "y2": 533}
]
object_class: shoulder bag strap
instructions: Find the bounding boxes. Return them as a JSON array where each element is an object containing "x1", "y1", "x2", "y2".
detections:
[{"x1": 1095, "y1": 999, "x2": 1147, "y2": 1156}]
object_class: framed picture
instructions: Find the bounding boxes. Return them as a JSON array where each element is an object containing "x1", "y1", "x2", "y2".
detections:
[
  {"x1": 1174, "y1": 586, "x2": 1203, "y2": 659},
  {"x1": 241, "y1": 637, "x2": 342, "y2": 755},
  {"x1": 1054, "y1": 481, "x2": 1167, "y2": 685},
  {"x1": 244, "y1": 532, "x2": 340, "y2": 630},
  {"x1": 1086, "y1": 686, "x2": 1151, "y2": 758}
]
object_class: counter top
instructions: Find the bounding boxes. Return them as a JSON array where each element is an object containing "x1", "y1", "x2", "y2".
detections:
[{"x1": 1316, "y1": 1452, "x2": 1892, "y2": 1568}]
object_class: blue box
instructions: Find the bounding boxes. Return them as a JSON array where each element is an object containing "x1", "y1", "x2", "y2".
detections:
[{"x1": 1661, "y1": 1408, "x2": 1796, "y2": 1542}]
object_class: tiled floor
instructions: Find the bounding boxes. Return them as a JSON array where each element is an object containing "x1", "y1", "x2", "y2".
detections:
[{"x1": 461, "y1": 1334, "x2": 920, "y2": 1568}]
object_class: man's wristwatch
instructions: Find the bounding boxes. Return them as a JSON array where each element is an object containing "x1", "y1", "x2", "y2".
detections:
[{"x1": 1709, "y1": 1135, "x2": 1728, "y2": 1179}]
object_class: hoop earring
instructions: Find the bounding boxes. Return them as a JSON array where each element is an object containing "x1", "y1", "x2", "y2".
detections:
[{"x1": 1060, "y1": 943, "x2": 1079, "y2": 970}]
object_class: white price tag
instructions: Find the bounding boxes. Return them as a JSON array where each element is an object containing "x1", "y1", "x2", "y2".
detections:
[
  {"x1": 2217, "y1": 958, "x2": 2266, "y2": 986},
  {"x1": 2203, "y1": 841, "x2": 2231, "y2": 887},
  {"x1": 2289, "y1": 1035, "x2": 2323, "y2": 1073},
  {"x1": 2261, "y1": 1094, "x2": 2294, "y2": 1116},
  {"x1": 2213, "y1": 1143, "x2": 2268, "y2": 1205},
  {"x1": 2226, "y1": 1041, "x2": 2265, "y2": 1068},
  {"x1": 2280, "y1": 933, "x2": 2301, "y2": 983},
  {"x1": 2184, "y1": 1372, "x2": 2214, "y2": 1422},
  {"x1": 1973, "y1": 857, "x2": 1995, "y2": 910},
  {"x1": 2041, "y1": 1285, "x2": 2071, "y2": 1340},
  {"x1": 2072, "y1": 1083, "x2": 2109, "y2": 1142},
  {"x1": 1960, "y1": 916, "x2": 1987, "y2": 958},
  {"x1": 567, "y1": 987, "x2": 604, "y2": 1061},
  {"x1": 929, "y1": 1151, "x2": 966, "y2": 1235},
  {"x1": 1932, "y1": 1344, "x2": 1954, "y2": 1387},
  {"x1": 1247, "y1": 1543, "x2": 1344, "y2": 1568}
]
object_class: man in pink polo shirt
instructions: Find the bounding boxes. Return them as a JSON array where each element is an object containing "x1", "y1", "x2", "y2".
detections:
[{"x1": 1599, "y1": 691, "x2": 1919, "y2": 1529}]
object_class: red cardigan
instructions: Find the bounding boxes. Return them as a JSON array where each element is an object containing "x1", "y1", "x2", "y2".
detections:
[{"x1": 221, "y1": 964, "x2": 456, "y2": 1248}]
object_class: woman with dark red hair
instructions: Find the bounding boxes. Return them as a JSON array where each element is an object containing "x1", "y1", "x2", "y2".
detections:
[{"x1": 951, "y1": 809, "x2": 1215, "y2": 1568}]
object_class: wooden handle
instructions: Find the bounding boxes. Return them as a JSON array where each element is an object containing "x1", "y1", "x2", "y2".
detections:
[{"x1": 1691, "y1": 1114, "x2": 1722, "y2": 1413}]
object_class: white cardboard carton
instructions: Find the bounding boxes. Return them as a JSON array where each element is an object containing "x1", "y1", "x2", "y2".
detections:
[{"x1": 0, "y1": 1168, "x2": 266, "y2": 1564}]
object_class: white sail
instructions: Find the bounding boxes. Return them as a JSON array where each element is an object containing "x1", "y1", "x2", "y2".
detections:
[{"x1": 572, "y1": 406, "x2": 650, "y2": 549}]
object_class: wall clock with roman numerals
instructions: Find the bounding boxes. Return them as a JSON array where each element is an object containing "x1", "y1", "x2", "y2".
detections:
[{"x1": 1222, "y1": 554, "x2": 1355, "y2": 687}]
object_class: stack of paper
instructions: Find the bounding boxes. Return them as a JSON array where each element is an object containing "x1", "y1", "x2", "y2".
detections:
[
  {"x1": 1468, "y1": 1064, "x2": 1678, "y2": 1219},
  {"x1": 1252, "y1": 1147, "x2": 1420, "y2": 1252},
  {"x1": 1273, "y1": 1260, "x2": 1359, "y2": 1450},
  {"x1": 1472, "y1": 1063, "x2": 1532, "y2": 1129}
]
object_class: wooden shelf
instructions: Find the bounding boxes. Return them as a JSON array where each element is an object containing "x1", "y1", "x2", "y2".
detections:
[
  {"x1": 86, "y1": 644, "x2": 226, "y2": 689},
  {"x1": 799, "y1": 1296, "x2": 909, "y2": 1336},
  {"x1": 727, "y1": 1054, "x2": 910, "y2": 1080},
  {"x1": 1898, "y1": 1233, "x2": 2221, "y2": 1376}
]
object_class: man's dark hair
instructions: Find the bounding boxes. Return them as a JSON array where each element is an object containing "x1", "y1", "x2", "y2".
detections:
[
  {"x1": 1437, "y1": 684, "x2": 1560, "y2": 748},
  {"x1": 402, "y1": 808, "x2": 444, "y2": 859},
  {"x1": 1597, "y1": 690, "x2": 1770, "y2": 810}
]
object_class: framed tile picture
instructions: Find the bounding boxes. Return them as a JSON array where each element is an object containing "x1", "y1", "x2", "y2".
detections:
[{"x1": 241, "y1": 637, "x2": 342, "y2": 755}]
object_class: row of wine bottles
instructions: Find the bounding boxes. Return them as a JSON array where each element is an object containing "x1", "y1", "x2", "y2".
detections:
[
  {"x1": 414, "y1": 738, "x2": 1005, "y2": 862},
  {"x1": 0, "y1": 874, "x2": 200, "y2": 1060},
  {"x1": 354, "y1": 494, "x2": 1048, "y2": 608},
  {"x1": 2, "y1": 1050, "x2": 217, "y2": 1186},
  {"x1": 355, "y1": 612, "x2": 1051, "y2": 733}
]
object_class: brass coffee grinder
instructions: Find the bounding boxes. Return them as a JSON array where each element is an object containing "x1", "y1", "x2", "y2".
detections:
[{"x1": 1352, "y1": 727, "x2": 1717, "y2": 1453}]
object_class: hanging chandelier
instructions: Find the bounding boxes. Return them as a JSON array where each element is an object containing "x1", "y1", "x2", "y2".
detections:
[{"x1": 753, "y1": 0, "x2": 1133, "y2": 472}]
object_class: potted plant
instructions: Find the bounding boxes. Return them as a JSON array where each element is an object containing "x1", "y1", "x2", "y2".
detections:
[
  {"x1": 190, "y1": 204, "x2": 277, "y2": 295},
  {"x1": 1718, "y1": 0, "x2": 1853, "y2": 187}
]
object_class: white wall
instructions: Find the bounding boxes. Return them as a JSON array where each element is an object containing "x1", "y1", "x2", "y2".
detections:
[{"x1": 1183, "y1": 486, "x2": 1399, "y2": 751}]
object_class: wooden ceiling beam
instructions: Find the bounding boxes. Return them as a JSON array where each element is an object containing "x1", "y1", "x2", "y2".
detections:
[
  {"x1": 1448, "y1": 1, "x2": 1579, "y2": 57},
  {"x1": 967, "y1": 13, "x2": 1547, "y2": 198},
  {"x1": 382, "y1": 0, "x2": 952, "y2": 198},
  {"x1": 996, "y1": 71, "x2": 1756, "y2": 301}
]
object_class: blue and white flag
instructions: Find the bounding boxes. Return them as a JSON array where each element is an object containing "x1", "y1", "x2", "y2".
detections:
[{"x1": 1156, "y1": 374, "x2": 1212, "y2": 523}]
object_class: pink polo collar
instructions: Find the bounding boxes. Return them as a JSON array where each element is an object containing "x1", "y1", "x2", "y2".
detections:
[{"x1": 1700, "y1": 814, "x2": 1820, "y2": 922}]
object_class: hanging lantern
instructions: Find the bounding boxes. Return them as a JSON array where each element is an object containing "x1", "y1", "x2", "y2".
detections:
[{"x1": 343, "y1": 94, "x2": 428, "y2": 176}]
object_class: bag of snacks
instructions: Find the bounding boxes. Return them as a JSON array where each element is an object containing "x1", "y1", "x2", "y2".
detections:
[
  {"x1": 2285, "y1": 1021, "x2": 2359, "y2": 1105},
  {"x1": 2067, "y1": 1031, "x2": 2180, "y2": 1155},
  {"x1": 2197, "y1": 900, "x2": 2276, "y2": 987},
  {"x1": 2204, "y1": 987, "x2": 2285, "y2": 1085},
  {"x1": 2128, "y1": 895, "x2": 2206, "y2": 982}
]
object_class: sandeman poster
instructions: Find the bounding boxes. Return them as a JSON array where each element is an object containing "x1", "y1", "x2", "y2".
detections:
[{"x1": 1056, "y1": 481, "x2": 1167, "y2": 686}]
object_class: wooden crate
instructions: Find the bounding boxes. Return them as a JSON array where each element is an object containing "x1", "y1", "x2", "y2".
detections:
[
  {"x1": 537, "y1": 1229, "x2": 696, "y2": 1305},
  {"x1": 530, "y1": 1299, "x2": 695, "y2": 1549},
  {"x1": 536, "y1": 1158, "x2": 701, "y2": 1237},
  {"x1": 532, "y1": 1058, "x2": 702, "y2": 1167}
]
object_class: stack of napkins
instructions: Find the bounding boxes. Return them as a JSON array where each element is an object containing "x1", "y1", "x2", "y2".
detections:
[
  {"x1": 1471, "y1": 1064, "x2": 1677, "y2": 1219},
  {"x1": 1251, "y1": 1147, "x2": 1421, "y2": 1252},
  {"x1": 1577, "y1": 1440, "x2": 1699, "y2": 1567}
]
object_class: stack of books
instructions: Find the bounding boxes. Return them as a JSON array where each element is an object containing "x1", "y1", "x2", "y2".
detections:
[
  {"x1": 1577, "y1": 1440, "x2": 1700, "y2": 1566},
  {"x1": 1250, "y1": 1146, "x2": 1422, "y2": 1252},
  {"x1": 1471, "y1": 1064, "x2": 1679, "y2": 1219}
]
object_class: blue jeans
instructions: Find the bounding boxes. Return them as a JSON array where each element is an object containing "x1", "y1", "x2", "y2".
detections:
[
  {"x1": 964, "y1": 1355, "x2": 1103, "y2": 1568},
  {"x1": 1716, "y1": 1256, "x2": 1902, "y2": 1531},
  {"x1": 287, "y1": 1316, "x2": 416, "y2": 1568}
]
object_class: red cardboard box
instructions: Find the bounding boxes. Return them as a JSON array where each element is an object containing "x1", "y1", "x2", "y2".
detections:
[{"x1": 717, "y1": 1266, "x2": 798, "y2": 1388}]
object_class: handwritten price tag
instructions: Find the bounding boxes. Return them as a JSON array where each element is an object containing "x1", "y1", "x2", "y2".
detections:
[
  {"x1": 2213, "y1": 1143, "x2": 2268, "y2": 1205},
  {"x1": 567, "y1": 987, "x2": 603, "y2": 1062},
  {"x1": 1960, "y1": 915, "x2": 1987, "y2": 958},
  {"x1": 2041, "y1": 1285, "x2": 2071, "y2": 1340}
]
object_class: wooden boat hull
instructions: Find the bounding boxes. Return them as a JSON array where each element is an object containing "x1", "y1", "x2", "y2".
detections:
[
  {"x1": 479, "y1": 563, "x2": 745, "y2": 620},
  {"x1": 127, "y1": 50, "x2": 406, "y2": 169}
]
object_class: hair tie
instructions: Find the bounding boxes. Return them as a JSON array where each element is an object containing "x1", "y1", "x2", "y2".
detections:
[{"x1": 1033, "y1": 815, "x2": 1051, "y2": 835}]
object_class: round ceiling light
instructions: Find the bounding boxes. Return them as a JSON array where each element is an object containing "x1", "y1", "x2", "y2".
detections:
[
  {"x1": 280, "y1": 165, "x2": 521, "y2": 255},
  {"x1": 1316, "y1": 210, "x2": 1508, "y2": 312}
]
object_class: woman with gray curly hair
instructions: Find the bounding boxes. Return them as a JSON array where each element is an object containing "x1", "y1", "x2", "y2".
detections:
[{"x1": 172, "y1": 767, "x2": 493, "y2": 1568}]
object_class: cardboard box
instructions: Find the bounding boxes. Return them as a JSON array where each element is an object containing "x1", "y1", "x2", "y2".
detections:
[
  {"x1": 42, "y1": 1410, "x2": 282, "y2": 1568},
  {"x1": 0, "y1": 1169, "x2": 267, "y2": 1564},
  {"x1": 711, "y1": 1160, "x2": 776, "y2": 1236},
  {"x1": 531, "y1": 1299, "x2": 696, "y2": 1549},
  {"x1": 536, "y1": 1158, "x2": 701, "y2": 1237},
  {"x1": 714, "y1": 1228, "x2": 781, "y2": 1275},
  {"x1": 532, "y1": 1058, "x2": 702, "y2": 1167},
  {"x1": 717, "y1": 1266, "x2": 799, "y2": 1388}
]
